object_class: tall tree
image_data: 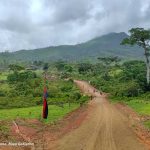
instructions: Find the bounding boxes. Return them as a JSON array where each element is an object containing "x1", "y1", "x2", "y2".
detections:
[{"x1": 121, "y1": 28, "x2": 150, "y2": 84}]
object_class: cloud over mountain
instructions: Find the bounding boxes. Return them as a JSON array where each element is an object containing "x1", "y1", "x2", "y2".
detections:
[{"x1": 0, "y1": 0, "x2": 150, "y2": 51}]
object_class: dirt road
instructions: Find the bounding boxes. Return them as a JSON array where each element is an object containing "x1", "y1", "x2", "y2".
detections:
[{"x1": 53, "y1": 80, "x2": 148, "y2": 150}]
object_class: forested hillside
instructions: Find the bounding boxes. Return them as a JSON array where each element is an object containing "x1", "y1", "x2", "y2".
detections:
[{"x1": 0, "y1": 32, "x2": 143, "y2": 64}]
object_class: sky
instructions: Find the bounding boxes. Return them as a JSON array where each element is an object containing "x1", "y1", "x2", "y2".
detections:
[{"x1": 0, "y1": 0, "x2": 150, "y2": 52}]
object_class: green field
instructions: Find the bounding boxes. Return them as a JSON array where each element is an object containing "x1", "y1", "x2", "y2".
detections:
[
  {"x1": 126, "y1": 100, "x2": 150, "y2": 129},
  {"x1": 0, "y1": 104, "x2": 79, "y2": 123},
  {"x1": 111, "y1": 96, "x2": 150, "y2": 116},
  {"x1": 126, "y1": 100, "x2": 150, "y2": 115}
]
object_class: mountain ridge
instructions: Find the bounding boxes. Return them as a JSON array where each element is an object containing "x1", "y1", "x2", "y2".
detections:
[{"x1": 0, "y1": 32, "x2": 144, "y2": 63}]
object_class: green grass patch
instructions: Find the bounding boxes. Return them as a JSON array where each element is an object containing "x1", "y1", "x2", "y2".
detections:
[
  {"x1": 144, "y1": 120, "x2": 150, "y2": 129},
  {"x1": 110, "y1": 96, "x2": 150, "y2": 115},
  {"x1": 0, "y1": 104, "x2": 79, "y2": 123},
  {"x1": 126, "y1": 100, "x2": 150, "y2": 115},
  {"x1": 0, "y1": 72, "x2": 9, "y2": 81}
]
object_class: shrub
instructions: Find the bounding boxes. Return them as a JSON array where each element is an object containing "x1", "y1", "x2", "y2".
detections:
[
  {"x1": 7, "y1": 71, "x2": 37, "y2": 84},
  {"x1": 70, "y1": 92, "x2": 81, "y2": 101},
  {"x1": 0, "y1": 91, "x2": 5, "y2": 97},
  {"x1": 112, "y1": 81, "x2": 141, "y2": 97},
  {"x1": 79, "y1": 95, "x2": 89, "y2": 106}
]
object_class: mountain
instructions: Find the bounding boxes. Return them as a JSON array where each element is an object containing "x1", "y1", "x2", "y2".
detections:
[{"x1": 0, "y1": 32, "x2": 144, "y2": 63}]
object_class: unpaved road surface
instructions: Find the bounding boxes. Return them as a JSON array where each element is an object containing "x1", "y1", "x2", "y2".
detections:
[{"x1": 53, "y1": 80, "x2": 148, "y2": 150}]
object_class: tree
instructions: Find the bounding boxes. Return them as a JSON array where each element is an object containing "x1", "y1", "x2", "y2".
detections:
[
  {"x1": 97, "y1": 56, "x2": 120, "y2": 80},
  {"x1": 121, "y1": 60, "x2": 146, "y2": 91},
  {"x1": 43, "y1": 63, "x2": 49, "y2": 71},
  {"x1": 33, "y1": 60, "x2": 43, "y2": 67},
  {"x1": 78, "y1": 63, "x2": 93, "y2": 74},
  {"x1": 121, "y1": 28, "x2": 150, "y2": 84},
  {"x1": 64, "y1": 65, "x2": 73, "y2": 73},
  {"x1": 54, "y1": 61, "x2": 66, "y2": 71},
  {"x1": 7, "y1": 71, "x2": 36, "y2": 84},
  {"x1": 9, "y1": 64, "x2": 24, "y2": 72},
  {"x1": 98, "y1": 56, "x2": 120, "y2": 66}
]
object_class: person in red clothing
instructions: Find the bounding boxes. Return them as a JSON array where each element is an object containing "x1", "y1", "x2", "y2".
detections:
[{"x1": 43, "y1": 86, "x2": 48, "y2": 119}]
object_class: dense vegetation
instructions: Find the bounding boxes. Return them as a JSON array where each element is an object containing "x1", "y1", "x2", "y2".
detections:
[
  {"x1": 0, "y1": 62, "x2": 90, "y2": 110},
  {"x1": 0, "y1": 55, "x2": 150, "y2": 122},
  {"x1": 0, "y1": 63, "x2": 91, "y2": 124},
  {"x1": 71, "y1": 60, "x2": 147, "y2": 96},
  {"x1": 7, "y1": 58, "x2": 149, "y2": 103}
]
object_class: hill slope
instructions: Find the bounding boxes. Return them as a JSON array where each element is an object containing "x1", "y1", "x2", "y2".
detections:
[{"x1": 0, "y1": 32, "x2": 144, "y2": 63}]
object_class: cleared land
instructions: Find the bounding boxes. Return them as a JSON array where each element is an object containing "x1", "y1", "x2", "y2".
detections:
[
  {"x1": 0, "y1": 104, "x2": 79, "y2": 123},
  {"x1": 52, "y1": 80, "x2": 149, "y2": 150}
]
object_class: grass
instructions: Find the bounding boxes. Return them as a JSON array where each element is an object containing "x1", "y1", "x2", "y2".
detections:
[
  {"x1": 144, "y1": 121, "x2": 150, "y2": 129},
  {"x1": 126, "y1": 100, "x2": 150, "y2": 115},
  {"x1": 0, "y1": 104, "x2": 79, "y2": 123},
  {"x1": 110, "y1": 96, "x2": 150, "y2": 116},
  {"x1": 0, "y1": 72, "x2": 9, "y2": 81}
]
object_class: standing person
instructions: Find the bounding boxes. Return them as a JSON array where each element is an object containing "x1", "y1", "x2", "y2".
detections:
[
  {"x1": 43, "y1": 86, "x2": 48, "y2": 119},
  {"x1": 93, "y1": 89, "x2": 96, "y2": 93},
  {"x1": 43, "y1": 72, "x2": 48, "y2": 119},
  {"x1": 42, "y1": 65, "x2": 49, "y2": 119}
]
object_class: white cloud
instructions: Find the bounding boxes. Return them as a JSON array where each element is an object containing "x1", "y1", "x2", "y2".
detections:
[{"x1": 0, "y1": 0, "x2": 150, "y2": 51}]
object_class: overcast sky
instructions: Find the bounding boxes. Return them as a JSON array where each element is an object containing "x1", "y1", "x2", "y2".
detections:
[{"x1": 0, "y1": 0, "x2": 150, "y2": 52}]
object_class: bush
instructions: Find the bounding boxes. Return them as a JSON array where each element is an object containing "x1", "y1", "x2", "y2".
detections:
[
  {"x1": 79, "y1": 95, "x2": 89, "y2": 106},
  {"x1": 47, "y1": 86, "x2": 61, "y2": 98},
  {"x1": 70, "y1": 92, "x2": 81, "y2": 101},
  {"x1": 60, "y1": 84, "x2": 73, "y2": 92},
  {"x1": 0, "y1": 91, "x2": 5, "y2": 97},
  {"x1": 0, "y1": 97, "x2": 41, "y2": 109},
  {"x1": 32, "y1": 88, "x2": 42, "y2": 97},
  {"x1": 112, "y1": 81, "x2": 141, "y2": 97},
  {"x1": 7, "y1": 71, "x2": 37, "y2": 84}
]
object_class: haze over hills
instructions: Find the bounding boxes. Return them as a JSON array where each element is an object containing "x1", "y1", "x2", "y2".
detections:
[{"x1": 0, "y1": 32, "x2": 144, "y2": 63}]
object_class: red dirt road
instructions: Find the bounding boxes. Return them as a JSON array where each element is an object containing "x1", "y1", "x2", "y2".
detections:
[{"x1": 52, "y1": 80, "x2": 149, "y2": 150}]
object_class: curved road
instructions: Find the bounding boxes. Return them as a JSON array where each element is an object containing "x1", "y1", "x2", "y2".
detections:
[{"x1": 53, "y1": 80, "x2": 148, "y2": 150}]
